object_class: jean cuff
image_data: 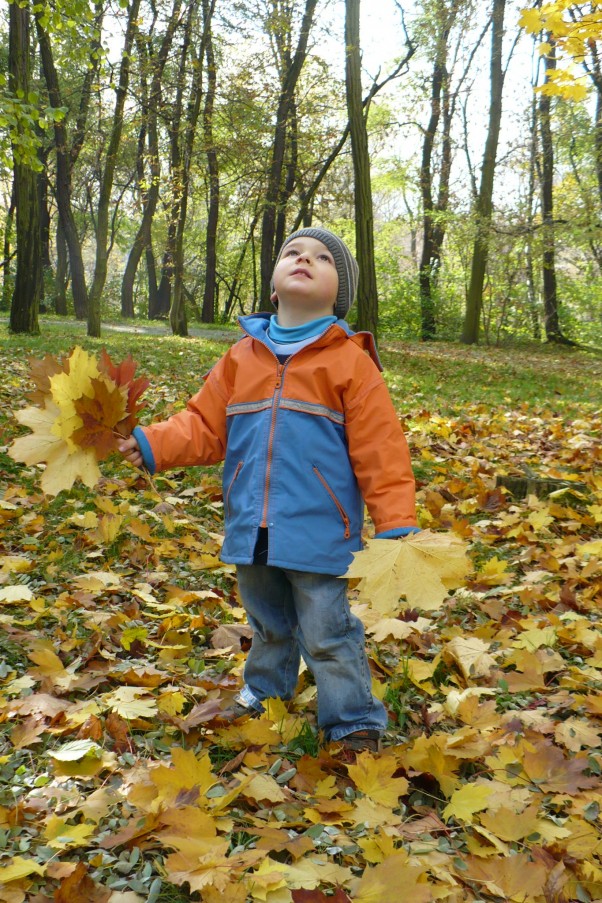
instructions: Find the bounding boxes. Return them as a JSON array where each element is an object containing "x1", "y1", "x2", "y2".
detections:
[
  {"x1": 237, "y1": 686, "x2": 265, "y2": 713},
  {"x1": 328, "y1": 722, "x2": 385, "y2": 742}
]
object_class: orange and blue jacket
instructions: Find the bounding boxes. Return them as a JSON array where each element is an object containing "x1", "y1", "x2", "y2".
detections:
[{"x1": 134, "y1": 313, "x2": 417, "y2": 575}]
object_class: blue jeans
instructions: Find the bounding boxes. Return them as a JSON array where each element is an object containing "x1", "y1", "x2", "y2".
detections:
[{"x1": 235, "y1": 565, "x2": 388, "y2": 741}]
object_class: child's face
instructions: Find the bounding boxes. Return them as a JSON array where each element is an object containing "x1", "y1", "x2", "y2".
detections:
[{"x1": 272, "y1": 237, "x2": 339, "y2": 320}]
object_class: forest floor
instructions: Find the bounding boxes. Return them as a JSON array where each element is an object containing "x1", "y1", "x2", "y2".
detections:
[{"x1": 0, "y1": 322, "x2": 601, "y2": 903}]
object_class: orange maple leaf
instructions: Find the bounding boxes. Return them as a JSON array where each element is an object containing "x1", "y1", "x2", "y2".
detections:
[
  {"x1": 99, "y1": 348, "x2": 150, "y2": 435},
  {"x1": 71, "y1": 376, "x2": 128, "y2": 459}
]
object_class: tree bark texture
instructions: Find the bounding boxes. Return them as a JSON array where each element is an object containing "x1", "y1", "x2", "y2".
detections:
[
  {"x1": 87, "y1": 0, "x2": 141, "y2": 337},
  {"x1": 9, "y1": 2, "x2": 40, "y2": 335},
  {"x1": 121, "y1": 0, "x2": 182, "y2": 319},
  {"x1": 35, "y1": 20, "x2": 91, "y2": 319},
  {"x1": 461, "y1": 0, "x2": 506, "y2": 345},
  {"x1": 259, "y1": 0, "x2": 318, "y2": 306},
  {"x1": 201, "y1": 0, "x2": 219, "y2": 323},
  {"x1": 419, "y1": 2, "x2": 458, "y2": 341},
  {"x1": 539, "y1": 36, "x2": 567, "y2": 343},
  {"x1": 345, "y1": 0, "x2": 378, "y2": 339}
]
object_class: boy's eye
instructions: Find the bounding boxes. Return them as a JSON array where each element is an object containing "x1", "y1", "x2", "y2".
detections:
[{"x1": 318, "y1": 253, "x2": 333, "y2": 263}]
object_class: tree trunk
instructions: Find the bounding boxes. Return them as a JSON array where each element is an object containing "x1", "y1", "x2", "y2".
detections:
[
  {"x1": 54, "y1": 218, "x2": 68, "y2": 315},
  {"x1": 345, "y1": 0, "x2": 378, "y2": 339},
  {"x1": 259, "y1": 0, "x2": 318, "y2": 306},
  {"x1": 121, "y1": 0, "x2": 182, "y2": 318},
  {"x1": 1, "y1": 183, "x2": 16, "y2": 311},
  {"x1": 461, "y1": 0, "x2": 506, "y2": 345},
  {"x1": 36, "y1": 16, "x2": 88, "y2": 320},
  {"x1": 526, "y1": 88, "x2": 541, "y2": 340},
  {"x1": 418, "y1": 0, "x2": 461, "y2": 341},
  {"x1": 539, "y1": 36, "x2": 570, "y2": 344},
  {"x1": 87, "y1": 0, "x2": 141, "y2": 337},
  {"x1": 201, "y1": 0, "x2": 219, "y2": 323},
  {"x1": 9, "y1": 2, "x2": 40, "y2": 335}
]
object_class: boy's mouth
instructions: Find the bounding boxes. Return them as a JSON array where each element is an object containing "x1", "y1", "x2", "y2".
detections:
[{"x1": 291, "y1": 267, "x2": 311, "y2": 278}]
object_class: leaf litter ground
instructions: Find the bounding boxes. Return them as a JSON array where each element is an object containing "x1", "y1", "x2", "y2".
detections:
[{"x1": 0, "y1": 326, "x2": 601, "y2": 903}]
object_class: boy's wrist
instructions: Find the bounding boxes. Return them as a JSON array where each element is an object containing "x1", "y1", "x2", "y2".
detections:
[
  {"x1": 374, "y1": 526, "x2": 421, "y2": 539},
  {"x1": 132, "y1": 426, "x2": 156, "y2": 474}
]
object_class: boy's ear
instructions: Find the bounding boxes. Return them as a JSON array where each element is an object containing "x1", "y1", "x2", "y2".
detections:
[{"x1": 270, "y1": 290, "x2": 279, "y2": 304}]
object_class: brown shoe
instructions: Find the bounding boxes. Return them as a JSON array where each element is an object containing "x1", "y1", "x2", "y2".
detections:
[{"x1": 338, "y1": 729, "x2": 381, "y2": 753}]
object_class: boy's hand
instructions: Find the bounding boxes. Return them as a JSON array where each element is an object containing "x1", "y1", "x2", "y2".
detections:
[{"x1": 118, "y1": 435, "x2": 143, "y2": 468}]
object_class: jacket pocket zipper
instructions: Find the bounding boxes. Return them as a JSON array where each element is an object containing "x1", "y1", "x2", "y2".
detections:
[
  {"x1": 313, "y1": 466, "x2": 351, "y2": 539},
  {"x1": 226, "y1": 461, "x2": 244, "y2": 516}
]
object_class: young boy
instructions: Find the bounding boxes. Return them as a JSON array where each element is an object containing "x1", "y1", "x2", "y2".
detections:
[{"x1": 118, "y1": 227, "x2": 418, "y2": 753}]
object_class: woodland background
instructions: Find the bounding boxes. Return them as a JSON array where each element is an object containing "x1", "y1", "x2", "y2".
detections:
[
  {"x1": 1, "y1": 1, "x2": 602, "y2": 901},
  {"x1": 2, "y1": 0, "x2": 602, "y2": 346}
]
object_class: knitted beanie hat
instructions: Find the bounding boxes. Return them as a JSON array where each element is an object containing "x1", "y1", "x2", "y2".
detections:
[{"x1": 272, "y1": 227, "x2": 359, "y2": 319}]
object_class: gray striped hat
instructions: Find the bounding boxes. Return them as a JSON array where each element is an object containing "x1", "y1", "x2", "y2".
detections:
[{"x1": 273, "y1": 228, "x2": 359, "y2": 319}]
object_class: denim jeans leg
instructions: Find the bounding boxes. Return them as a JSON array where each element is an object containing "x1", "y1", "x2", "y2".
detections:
[
  {"x1": 285, "y1": 569, "x2": 387, "y2": 741},
  {"x1": 236, "y1": 565, "x2": 301, "y2": 708}
]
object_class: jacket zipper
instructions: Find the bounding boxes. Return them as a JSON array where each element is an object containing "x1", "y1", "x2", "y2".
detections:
[
  {"x1": 313, "y1": 466, "x2": 351, "y2": 539},
  {"x1": 239, "y1": 322, "x2": 337, "y2": 531},
  {"x1": 226, "y1": 461, "x2": 244, "y2": 516},
  {"x1": 261, "y1": 361, "x2": 289, "y2": 527}
]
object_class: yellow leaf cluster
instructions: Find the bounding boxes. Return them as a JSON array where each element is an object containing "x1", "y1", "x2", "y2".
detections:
[
  {"x1": 9, "y1": 346, "x2": 147, "y2": 496},
  {"x1": 520, "y1": 1, "x2": 601, "y2": 99}
]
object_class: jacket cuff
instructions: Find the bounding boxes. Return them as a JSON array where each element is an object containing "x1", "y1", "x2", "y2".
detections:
[
  {"x1": 132, "y1": 426, "x2": 156, "y2": 475},
  {"x1": 375, "y1": 527, "x2": 421, "y2": 539}
]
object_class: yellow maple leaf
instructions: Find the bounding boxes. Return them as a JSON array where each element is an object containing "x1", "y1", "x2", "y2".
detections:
[
  {"x1": 444, "y1": 636, "x2": 497, "y2": 680},
  {"x1": 49, "y1": 346, "x2": 100, "y2": 445},
  {"x1": 353, "y1": 852, "x2": 432, "y2": 903},
  {"x1": 241, "y1": 770, "x2": 288, "y2": 805},
  {"x1": 0, "y1": 556, "x2": 32, "y2": 574},
  {"x1": 165, "y1": 848, "x2": 262, "y2": 895},
  {"x1": 476, "y1": 556, "x2": 513, "y2": 585},
  {"x1": 357, "y1": 831, "x2": 397, "y2": 864},
  {"x1": 442, "y1": 782, "x2": 494, "y2": 823},
  {"x1": 0, "y1": 856, "x2": 46, "y2": 883},
  {"x1": 344, "y1": 530, "x2": 471, "y2": 614},
  {"x1": 346, "y1": 752, "x2": 409, "y2": 807},
  {"x1": 518, "y1": 8, "x2": 543, "y2": 33},
  {"x1": 44, "y1": 815, "x2": 96, "y2": 848},
  {"x1": 0, "y1": 585, "x2": 34, "y2": 604},
  {"x1": 151, "y1": 747, "x2": 218, "y2": 808},
  {"x1": 102, "y1": 686, "x2": 158, "y2": 720},
  {"x1": 9, "y1": 400, "x2": 101, "y2": 495}
]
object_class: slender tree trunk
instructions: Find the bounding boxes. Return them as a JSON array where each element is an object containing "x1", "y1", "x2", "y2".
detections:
[
  {"x1": 121, "y1": 0, "x2": 182, "y2": 318},
  {"x1": 38, "y1": 149, "x2": 53, "y2": 307},
  {"x1": 345, "y1": 0, "x2": 378, "y2": 338},
  {"x1": 87, "y1": 0, "x2": 141, "y2": 337},
  {"x1": 461, "y1": 0, "x2": 506, "y2": 345},
  {"x1": 526, "y1": 88, "x2": 541, "y2": 340},
  {"x1": 419, "y1": 7, "x2": 449, "y2": 341},
  {"x1": 418, "y1": 0, "x2": 464, "y2": 341},
  {"x1": 9, "y1": 2, "x2": 40, "y2": 335},
  {"x1": 1, "y1": 184, "x2": 16, "y2": 311},
  {"x1": 54, "y1": 219, "x2": 68, "y2": 315},
  {"x1": 36, "y1": 16, "x2": 88, "y2": 320},
  {"x1": 259, "y1": 0, "x2": 318, "y2": 306},
  {"x1": 539, "y1": 36, "x2": 570, "y2": 344},
  {"x1": 201, "y1": 0, "x2": 219, "y2": 323}
]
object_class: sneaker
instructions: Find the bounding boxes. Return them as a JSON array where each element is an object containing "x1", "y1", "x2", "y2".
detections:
[
  {"x1": 215, "y1": 700, "x2": 261, "y2": 724},
  {"x1": 338, "y1": 729, "x2": 381, "y2": 754}
]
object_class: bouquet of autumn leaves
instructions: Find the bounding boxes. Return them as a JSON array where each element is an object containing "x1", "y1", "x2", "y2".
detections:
[{"x1": 9, "y1": 346, "x2": 149, "y2": 496}]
